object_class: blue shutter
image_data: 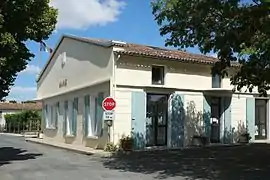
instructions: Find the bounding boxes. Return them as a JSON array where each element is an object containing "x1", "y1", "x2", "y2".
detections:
[
  {"x1": 55, "y1": 102, "x2": 59, "y2": 129},
  {"x1": 72, "y1": 98, "x2": 78, "y2": 136},
  {"x1": 203, "y1": 95, "x2": 211, "y2": 137},
  {"x1": 131, "y1": 91, "x2": 146, "y2": 150},
  {"x1": 84, "y1": 95, "x2": 89, "y2": 137},
  {"x1": 97, "y1": 92, "x2": 104, "y2": 136},
  {"x1": 169, "y1": 93, "x2": 185, "y2": 147},
  {"x1": 63, "y1": 101, "x2": 68, "y2": 136},
  {"x1": 42, "y1": 104, "x2": 47, "y2": 130},
  {"x1": 246, "y1": 97, "x2": 255, "y2": 140}
]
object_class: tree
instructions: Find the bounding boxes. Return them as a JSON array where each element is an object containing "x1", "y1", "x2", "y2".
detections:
[
  {"x1": 152, "y1": 0, "x2": 270, "y2": 96},
  {"x1": 0, "y1": 0, "x2": 57, "y2": 100}
]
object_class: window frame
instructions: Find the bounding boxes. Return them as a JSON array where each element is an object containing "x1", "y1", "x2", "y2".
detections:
[
  {"x1": 151, "y1": 65, "x2": 165, "y2": 85},
  {"x1": 212, "y1": 73, "x2": 222, "y2": 88}
]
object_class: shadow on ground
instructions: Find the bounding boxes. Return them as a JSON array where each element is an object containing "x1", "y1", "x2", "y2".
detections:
[
  {"x1": 0, "y1": 147, "x2": 42, "y2": 166},
  {"x1": 102, "y1": 144, "x2": 270, "y2": 179}
]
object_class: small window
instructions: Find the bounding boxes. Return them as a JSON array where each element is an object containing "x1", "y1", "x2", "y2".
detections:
[
  {"x1": 212, "y1": 74, "x2": 221, "y2": 88},
  {"x1": 152, "y1": 66, "x2": 164, "y2": 85}
]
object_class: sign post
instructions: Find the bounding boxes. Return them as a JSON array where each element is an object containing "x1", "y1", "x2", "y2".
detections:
[
  {"x1": 102, "y1": 97, "x2": 116, "y2": 122},
  {"x1": 102, "y1": 97, "x2": 116, "y2": 144}
]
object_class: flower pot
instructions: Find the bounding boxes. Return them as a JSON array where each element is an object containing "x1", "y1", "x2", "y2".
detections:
[
  {"x1": 192, "y1": 135, "x2": 209, "y2": 146},
  {"x1": 121, "y1": 139, "x2": 133, "y2": 151},
  {"x1": 238, "y1": 133, "x2": 250, "y2": 143},
  {"x1": 38, "y1": 133, "x2": 43, "y2": 139}
]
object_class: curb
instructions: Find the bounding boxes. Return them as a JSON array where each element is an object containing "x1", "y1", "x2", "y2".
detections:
[
  {"x1": 25, "y1": 139, "x2": 111, "y2": 157},
  {"x1": 0, "y1": 133, "x2": 24, "y2": 137}
]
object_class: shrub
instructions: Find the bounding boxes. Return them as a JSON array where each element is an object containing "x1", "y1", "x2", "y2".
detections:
[{"x1": 5, "y1": 110, "x2": 41, "y2": 132}]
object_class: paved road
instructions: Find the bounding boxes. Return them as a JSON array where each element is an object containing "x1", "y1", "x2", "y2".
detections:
[
  {"x1": 2, "y1": 135, "x2": 270, "y2": 180},
  {"x1": 0, "y1": 135, "x2": 169, "y2": 180}
]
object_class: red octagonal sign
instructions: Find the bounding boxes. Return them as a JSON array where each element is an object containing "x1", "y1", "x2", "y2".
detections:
[{"x1": 102, "y1": 97, "x2": 116, "y2": 111}]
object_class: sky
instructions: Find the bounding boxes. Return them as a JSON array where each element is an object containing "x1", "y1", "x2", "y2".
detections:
[{"x1": 7, "y1": 0, "x2": 213, "y2": 102}]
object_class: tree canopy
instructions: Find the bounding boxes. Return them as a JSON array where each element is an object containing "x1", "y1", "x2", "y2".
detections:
[
  {"x1": 152, "y1": 0, "x2": 270, "y2": 96},
  {"x1": 0, "y1": 0, "x2": 57, "y2": 100}
]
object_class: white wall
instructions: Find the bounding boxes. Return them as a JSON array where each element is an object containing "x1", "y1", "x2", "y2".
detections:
[
  {"x1": 115, "y1": 55, "x2": 270, "y2": 95},
  {"x1": 42, "y1": 82, "x2": 110, "y2": 148},
  {"x1": 37, "y1": 37, "x2": 114, "y2": 99},
  {"x1": 0, "y1": 110, "x2": 21, "y2": 127},
  {"x1": 115, "y1": 56, "x2": 229, "y2": 90}
]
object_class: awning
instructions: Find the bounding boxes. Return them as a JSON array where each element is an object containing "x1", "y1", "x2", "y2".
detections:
[{"x1": 202, "y1": 88, "x2": 233, "y2": 95}]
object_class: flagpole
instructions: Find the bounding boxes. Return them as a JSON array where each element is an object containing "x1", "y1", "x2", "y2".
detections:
[{"x1": 37, "y1": 42, "x2": 42, "y2": 79}]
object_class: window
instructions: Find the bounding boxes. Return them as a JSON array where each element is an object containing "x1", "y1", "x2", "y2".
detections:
[
  {"x1": 212, "y1": 74, "x2": 221, "y2": 88},
  {"x1": 152, "y1": 66, "x2": 164, "y2": 85},
  {"x1": 84, "y1": 93, "x2": 103, "y2": 138},
  {"x1": 55, "y1": 102, "x2": 59, "y2": 128},
  {"x1": 43, "y1": 104, "x2": 49, "y2": 128},
  {"x1": 64, "y1": 100, "x2": 73, "y2": 136},
  {"x1": 50, "y1": 105, "x2": 54, "y2": 128},
  {"x1": 72, "y1": 98, "x2": 78, "y2": 136}
]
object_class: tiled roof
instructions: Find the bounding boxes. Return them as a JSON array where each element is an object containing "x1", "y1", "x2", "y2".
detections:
[
  {"x1": 114, "y1": 43, "x2": 220, "y2": 65},
  {"x1": 70, "y1": 35, "x2": 239, "y2": 66},
  {"x1": 66, "y1": 35, "x2": 220, "y2": 65},
  {"x1": 0, "y1": 102, "x2": 42, "y2": 111},
  {"x1": 37, "y1": 34, "x2": 239, "y2": 82}
]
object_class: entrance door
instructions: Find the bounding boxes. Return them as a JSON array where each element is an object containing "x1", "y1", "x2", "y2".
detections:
[
  {"x1": 210, "y1": 97, "x2": 221, "y2": 143},
  {"x1": 255, "y1": 99, "x2": 267, "y2": 140},
  {"x1": 146, "y1": 94, "x2": 168, "y2": 147}
]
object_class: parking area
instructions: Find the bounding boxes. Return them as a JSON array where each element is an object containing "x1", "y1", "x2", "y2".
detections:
[{"x1": 1, "y1": 135, "x2": 270, "y2": 180}]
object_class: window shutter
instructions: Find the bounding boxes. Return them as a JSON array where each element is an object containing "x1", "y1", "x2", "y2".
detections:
[
  {"x1": 97, "y1": 92, "x2": 104, "y2": 136},
  {"x1": 84, "y1": 95, "x2": 90, "y2": 137},
  {"x1": 55, "y1": 102, "x2": 59, "y2": 129},
  {"x1": 63, "y1": 101, "x2": 68, "y2": 136},
  {"x1": 73, "y1": 97, "x2": 78, "y2": 136}
]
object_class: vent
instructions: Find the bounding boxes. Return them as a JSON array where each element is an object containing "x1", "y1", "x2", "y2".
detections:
[{"x1": 111, "y1": 40, "x2": 126, "y2": 45}]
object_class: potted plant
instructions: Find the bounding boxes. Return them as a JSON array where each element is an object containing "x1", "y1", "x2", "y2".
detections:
[
  {"x1": 38, "y1": 130, "x2": 44, "y2": 139},
  {"x1": 120, "y1": 135, "x2": 133, "y2": 151},
  {"x1": 238, "y1": 123, "x2": 251, "y2": 143}
]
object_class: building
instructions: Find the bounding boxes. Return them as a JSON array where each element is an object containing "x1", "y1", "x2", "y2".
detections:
[
  {"x1": 36, "y1": 34, "x2": 270, "y2": 150},
  {"x1": 0, "y1": 102, "x2": 42, "y2": 129}
]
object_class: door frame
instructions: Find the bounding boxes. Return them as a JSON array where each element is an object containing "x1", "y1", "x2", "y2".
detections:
[
  {"x1": 210, "y1": 96, "x2": 222, "y2": 143},
  {"x1": 146, "y1": 92, "x2": 169, "y2": 147},
  {"x1": 255, "y1": 98, "x2": 268, "y2": 140}
]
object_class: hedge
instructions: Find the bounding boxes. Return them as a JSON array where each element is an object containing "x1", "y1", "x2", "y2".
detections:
[{"x1": 4, "y1": 110, "x2": 41, "y2": 132}]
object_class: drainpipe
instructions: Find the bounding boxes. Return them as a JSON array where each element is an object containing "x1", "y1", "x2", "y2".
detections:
[{"x1": 110, "y1": 53, "x2": 121, "y2": 145}]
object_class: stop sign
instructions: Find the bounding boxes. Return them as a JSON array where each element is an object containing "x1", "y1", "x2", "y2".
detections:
[{"x1": 102, "y1": 97, "x2": 116, "y2": 111}]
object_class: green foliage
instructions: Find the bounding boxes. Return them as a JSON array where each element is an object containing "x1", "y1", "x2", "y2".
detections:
[
  {"x1": 0, "y1": 0, "x2": 57, "y2": 100},
  {"x1": 5, "y1": 110, "x2": 41, "y2": 132},
  {"x1": 152, "y1": 0, "x2": 270, "y2": 96},
  {"x1": 104, "y1": 142, "x2": 118, "y2": 152}
]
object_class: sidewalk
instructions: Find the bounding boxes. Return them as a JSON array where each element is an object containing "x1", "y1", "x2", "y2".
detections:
[
  {"x1": 0, "y1": 133, "x2": 23, "y2": 137},
  {"x1": 25, "y1": 138, "x2": 112, "y2": 157}
]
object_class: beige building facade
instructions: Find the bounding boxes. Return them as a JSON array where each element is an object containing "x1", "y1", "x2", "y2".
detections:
[{"x1": 36, "y1": 35, "x2": 270, "y2": 150}]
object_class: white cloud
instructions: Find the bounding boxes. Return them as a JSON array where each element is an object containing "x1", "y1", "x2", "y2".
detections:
[
  {"x1": 209, "y1": 53, "x2": 218, "y2": 58},
  {"x1": 20, "y1": 65, "x2": 41, "y2": 75},
  {"x1": 7, "y1": 86, "x2": 37, "y2": 101},
  {"x1": 50, "y1": 0, "x2": 126, "y2": 30},
  {"x1": 10, "y1": 86, "x2": 36, "y2": 94}
]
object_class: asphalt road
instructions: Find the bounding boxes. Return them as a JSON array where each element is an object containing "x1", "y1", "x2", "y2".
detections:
[
  {"x1": 2, "y1": 135, "x2": 270, "y2": 180},
  {"x1": 0, "y1": 135, "x2": 166, "y2": 180}
]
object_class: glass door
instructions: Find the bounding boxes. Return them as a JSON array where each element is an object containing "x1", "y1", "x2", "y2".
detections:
[
  {"x1": 146, "y1": 94, "x2": 168, "y2": 147},
  {"x1": 255, "y1": 99, "x2": 267, "y2": 140}
]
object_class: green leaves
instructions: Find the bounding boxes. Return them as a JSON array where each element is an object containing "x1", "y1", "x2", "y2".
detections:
[
  {"x1": 0, "y1": 0, "x2": 57, "y2": 100},
  {"x1": 152, "y1": 0, "x2": 270, "y2": 96}
]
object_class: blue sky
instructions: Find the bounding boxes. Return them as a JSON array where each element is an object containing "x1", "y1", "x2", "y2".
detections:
[{"x1": 7, "y1": 0, "x2": 207, "y2": 101}]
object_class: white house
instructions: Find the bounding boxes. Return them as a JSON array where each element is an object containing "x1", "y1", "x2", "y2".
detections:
[{"x1": 36, "y1": 34, "x2": 270, "y2": 150}]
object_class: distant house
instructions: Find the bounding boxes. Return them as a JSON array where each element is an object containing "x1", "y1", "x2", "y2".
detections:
[
  {"x1": 0, "y1": 102, "x2": 42, "y2": 128},
  {"x1": 36, "y1": 34, "x2": 269, "y2": 150}
]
